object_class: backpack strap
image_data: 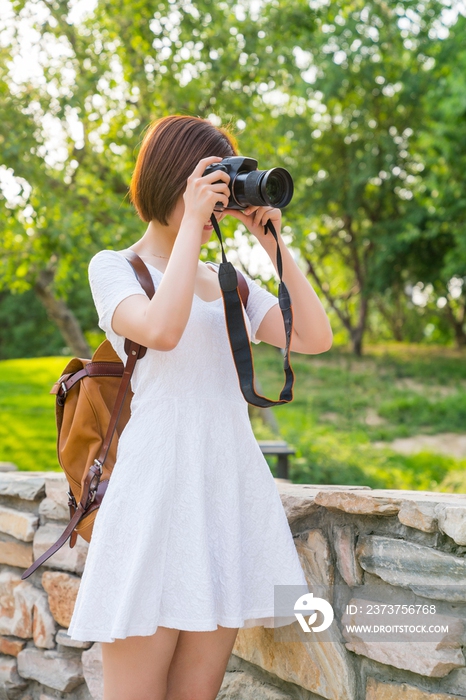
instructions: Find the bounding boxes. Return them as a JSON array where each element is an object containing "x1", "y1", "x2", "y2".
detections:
[
  {"x1": 94, "y1": 250, "x2": 156, "y2": 473},
  {"x1": 94, "y1": 249, "x2": 154, "y2": 467},
  {"x1": 122, "y1": 250, "x2": 156, "y2": 358}
]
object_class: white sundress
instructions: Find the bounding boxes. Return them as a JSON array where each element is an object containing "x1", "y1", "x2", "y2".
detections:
[{"x1": 67, "y1": 248, "x2": 309, "y2": 643}]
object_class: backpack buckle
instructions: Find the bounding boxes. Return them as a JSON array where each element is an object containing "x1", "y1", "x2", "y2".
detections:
[
  {"x1": 57, "y1": 381, "x2": 68, "y2": 407},
  {"x1": 87, "y1": 461, "x2": 102, "y2": 506},
  {"x1": 92, "y1": 458, "x2": 103, "y2": 475},
  {"x1": 67, "y1": 488, "x2": 77, "y2": 508}
]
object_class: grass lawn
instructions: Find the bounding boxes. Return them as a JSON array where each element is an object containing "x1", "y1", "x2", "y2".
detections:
[
  {"x1": 0, "y1": 357, "x2": 67, "y2": 473},
  {"x1": 252, "y1": 342, "x2": 466, "y2": 492},
  {"x1": 1, "y1": 343, "x2": 466, "y2": 492}
]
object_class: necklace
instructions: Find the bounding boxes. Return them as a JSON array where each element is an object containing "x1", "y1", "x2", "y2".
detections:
[{"x1": 128, "y1": 245, "x2": 171, "y2": 260}]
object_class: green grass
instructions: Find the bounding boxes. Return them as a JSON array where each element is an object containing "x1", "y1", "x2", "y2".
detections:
[
  {"x1": 1, "y1": 342, "x2": 466, "y2": 492},
  {"x1": 252, "y1": 342, "x2": 466, "y2": 493},
  {"x1": 0, "y1": 357, "x2": 66, "y2": 472}
]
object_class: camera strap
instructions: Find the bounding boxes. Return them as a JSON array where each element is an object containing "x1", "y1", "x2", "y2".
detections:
[{"x1": 209, "y1": 212, "x2": 294, "y2": 408}]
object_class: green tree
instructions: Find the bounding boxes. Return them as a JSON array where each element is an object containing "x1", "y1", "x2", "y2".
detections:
[
  {"x1": 1, "y1": 0, "x2": 464, "y2": 358},
  {"x1": 409, "y1": 13, "x2": 466, "y2": 347},
  {"x1": 278, "y1": 0, "x2": 453, "y2": 355},
  {"x1": 0, "y1": 0, "x2": 315, "y2": 354}
]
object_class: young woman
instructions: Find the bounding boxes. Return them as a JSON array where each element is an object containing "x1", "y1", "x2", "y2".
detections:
[{"x1": 67, "y1": 115, "x2": 333, "y2": 700}]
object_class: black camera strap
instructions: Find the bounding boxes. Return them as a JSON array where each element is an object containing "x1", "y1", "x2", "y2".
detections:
[{"x1": 209, "y1": 212, "x2": 295, "y2": 408}]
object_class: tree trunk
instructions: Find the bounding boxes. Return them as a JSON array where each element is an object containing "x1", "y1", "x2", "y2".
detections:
[
  {"x1": 374, "y1": 293, "x2": 404, "y2": 341},
  {"x1": 303, "y1": 255, "x2": 370, "y2": 357},
  {"x1": 350, "y1": 295, "x2": 369, "y2": 357},
  {"x1": 453, "y1": 322, "x2": 466, "y2": 349},
  {"x1": 350, "y1": 329, "x2": 363, "y2": 357},
  {"x1": 443, "y1": 296, "x2": 466, "y2": 350},
  {"x1": 393, "y1": 323, "x2": 404, "y2": 342},
  {"x1": 34, "y1": 268, "x2": 91, "y2": 358}
]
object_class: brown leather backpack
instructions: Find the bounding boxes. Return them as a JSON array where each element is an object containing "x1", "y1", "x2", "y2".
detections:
[{"x1": 21, "y1": 251, "x2": 249, "y2": 580}]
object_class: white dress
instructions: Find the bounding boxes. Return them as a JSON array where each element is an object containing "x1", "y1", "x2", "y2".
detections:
[{"x1": 67, "y1": 249, "x2": 309, "y2": 643}]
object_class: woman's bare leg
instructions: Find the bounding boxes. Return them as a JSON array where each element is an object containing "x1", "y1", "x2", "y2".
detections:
[
  {"x1": 101, "y1": 626, "x2": 180, "y2": 700},
  {"x1": 165, "y1": 625, "x2": 239, "y2": 700}
]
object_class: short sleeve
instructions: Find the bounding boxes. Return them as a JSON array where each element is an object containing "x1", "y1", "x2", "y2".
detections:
[
  {"x1": 88, "y1": 249, "x2": 149, "y2": 335},
  {"x1": 242, "y1": 272, "x2": 279, "y2": 344}
]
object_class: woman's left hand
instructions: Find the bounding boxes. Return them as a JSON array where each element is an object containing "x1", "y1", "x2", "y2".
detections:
[{"x1": 223, "y1": 205, "x2": 282, "y2": 248}]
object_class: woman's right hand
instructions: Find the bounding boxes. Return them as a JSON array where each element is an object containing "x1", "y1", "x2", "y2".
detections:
[{"x1": 182, "y1": 156, "x2": 231, "y2": 226}]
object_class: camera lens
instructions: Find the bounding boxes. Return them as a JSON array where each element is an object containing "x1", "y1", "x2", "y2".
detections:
[
  {"x1": 265, "y1": 174, "x2": 281, "y2": 203},
  {"x1": 233, "y1": 167, "x2": 293, "y2": 209},
  {"x1": 260, "y1": 168, "x2": 293, "y2": 208}
]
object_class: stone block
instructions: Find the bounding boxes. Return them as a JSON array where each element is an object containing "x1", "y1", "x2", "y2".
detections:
[
  {"x1": 56, "y1": 628, "x2": 92, "y2": 649},
  {"x1": 295, "y1": 529, "x2": 334, "y2": 590},
  {"x1": 356, "y1": 535, "x2": 466, "y2": 602},
  {"x1": 275, "y1": 482, "x2": 372, "y2": 524},
  {"x1": 0, "y1": 572, "x2": 30, "y2": 638},
  {"x1": 44, "y1": 473, "x2": 68, "y2": 502},
  {"x1": 0, "y1": 473, "x2": 45, "y2": 501},
  {"x1": 82, "y1": 642, "x2": 102, "y2": 700},
  {"x1": 39, "y1": 497, "x2": 69, "y2": 522},
  {"x1": 17, "y1": 647, "x2": 83, "y2": 692},
  {"x1": 33, "y1": 523, "x2": 88, "y2": 574},
  {"x1": 276, "y1": 485, "x2": 320, "y2": 524},
  {"x1": 333, "y1": 524, "x2": 364, "y2": 586},
  {"x1": 218, "y1": 670, "x2": 292, "y2": 699},
  {"x1": 436, "y1": 505, "x2": 466, "y2": 546},
  {"x1": 32, "y1": 588, "x2": 57, "y2": 649},
  {"x1": 441, "y1": 667, "x2": 466, "y2": 696},
  {"x1": 0, "y1": 653, "x2": 28, "y2": 693},
  {"x1": 0, "y1": 636, "x2": 26, "y2": 656},
  {"x1": 315, "y1": 490, "x2": 402, "y2": 515},
  {"x1": 343, "y1": 601, "x2": 464, "y2": 677},
  {"x1": 366, "y1": 676, "x2": 465, "y2": 699},
  {"x1": 0, "y1": 571, "x2": 56, "y2": 647},
  {"x1": 0, "y1": 506, "x2": 39, "y2": 541},
  {"x1": 42, "y1": 571, "x2": 81, "y2": 627},
  {"x1": 0, "y1": 540, "x2": 33, "y2": 568},
  {"x1": 398, "y1": 500, "x2": 439, "y2": 533},
  {"x1": 353, "y1": 638, "x2": 464, "y2": 678}
]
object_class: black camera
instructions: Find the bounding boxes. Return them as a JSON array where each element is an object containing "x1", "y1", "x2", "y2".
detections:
[{"x1": 202, "y1": 156, "x2": 293, "y2": 212}]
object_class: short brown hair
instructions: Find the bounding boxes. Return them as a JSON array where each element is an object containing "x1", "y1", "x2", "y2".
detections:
[{"x1": 129, "y1": 115, "x2": 239, "y2": 225}]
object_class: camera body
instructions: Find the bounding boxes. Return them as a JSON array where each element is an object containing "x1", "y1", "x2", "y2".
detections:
[{"x1": 203, "y1": 156, "x2": 293, "y2": 212}]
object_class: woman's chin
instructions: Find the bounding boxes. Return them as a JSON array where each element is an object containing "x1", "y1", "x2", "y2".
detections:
[{"x1": 201, "y1": 227, "x2": 214, "y2": 245}]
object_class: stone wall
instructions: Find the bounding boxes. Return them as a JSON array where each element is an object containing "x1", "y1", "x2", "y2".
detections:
[{"x1": 1, "y1": 468, "x2": 466, "y2": 700}]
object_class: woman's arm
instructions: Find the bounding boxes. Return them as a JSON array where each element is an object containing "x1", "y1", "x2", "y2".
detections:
[{"x1": 224, "y1": 206, "x2": 333, "y2": 355}]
